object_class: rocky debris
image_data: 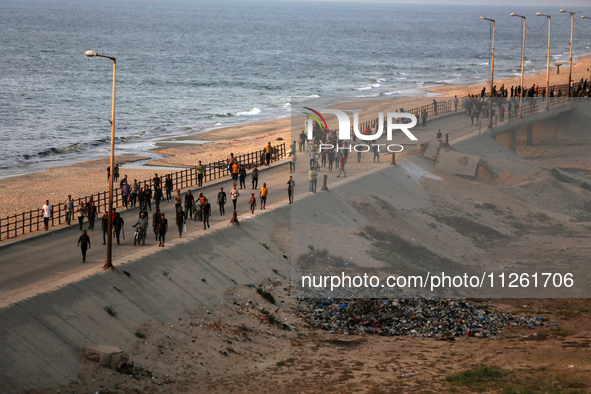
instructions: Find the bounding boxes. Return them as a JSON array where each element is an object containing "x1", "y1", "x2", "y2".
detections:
[{"x1": 295, "y1": 298, "x2": 547, "y2": 338}]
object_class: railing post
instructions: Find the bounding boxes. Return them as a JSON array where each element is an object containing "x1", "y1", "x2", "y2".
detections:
[{"x1": 30, "y1": 211, "x2": 32, "y2": 233}]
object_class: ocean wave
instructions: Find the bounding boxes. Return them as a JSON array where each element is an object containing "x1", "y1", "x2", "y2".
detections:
[
  {"x1": 384, "y1": 91, "x2": 401, "y2": 95},
  {"x1": 356, "y1": 93, "x2": 380, "y2": 98},
  {"x1": 22, "y1": 143, "x2": 84, "y2": 159},
  {"x1": 355, "y1": 82, "x2": 382, "y2": 91},
  {"x1": 235, "y1": 107, "x2": 261, "y2": 116},
  {"x1": 282, "y1": 102, "x2": 291, "y2": 110}
]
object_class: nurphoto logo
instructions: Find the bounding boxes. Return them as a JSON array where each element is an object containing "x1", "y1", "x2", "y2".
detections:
[{"x1": 303, "y1": 107, "x2": 418, "y2": 153}]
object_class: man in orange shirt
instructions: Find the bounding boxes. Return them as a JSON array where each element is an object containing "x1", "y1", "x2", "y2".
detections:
[{"x1": 260, "y1": 183, "x2": 268, "y2": 210}]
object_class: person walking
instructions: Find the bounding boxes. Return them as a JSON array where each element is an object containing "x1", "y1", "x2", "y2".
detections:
[
  {"x1": 64, "y1": 195, "x2": 74, "y2": 225},
  {"x1": 373, "y1": 145, "x2": 380, "y2": 163},
  {"x1": 217, "y1": 187, "x2": 227, "y2": 215},
  {"x1": 113, "y1": 164, "x2": 120, "y2": 183},
  {"x1": 196, "y1": 161, "x2": 205, "y2": 187},
  {"x1": 337, "y1": 155, "x2": 347, "y2": 178},
  {"x1": 87, "y1": 201, "x2": 97, "y2": 230},
  {"x1": 158, "y1": 213, "x2": 168, "y2": 247},
  {"x1": 152, "y1": 208, "x2": 161, "y2": 240},
  {"x1": 121, "y1": 181, "x2": 130, "y2": 209},
  {"x1": 174, "y1": 189, "x2": 182, "y2": 212},
  {"x1": 251, "y1": 165, "x2": 259, "y2": 190},
  {"x1": 176, "y1": 206, "x2": 185, "y2": 237},
  {"x1": 77, "y1": 201, "x2": 86, "y2": 230},
  {"x1": 113, "y1": 212, "x2": 124, "y2": 245},
  {"x1": 77, "y1": 230, "x2": 91, "y2": 263},
  {"x1": 287, "y1": 176, "x2": 295, "y2": 204},
  {"x1": 260, "y1": 183, "x2": 268, "y2": 210},
  {"x1": 184, "y1": 190, "x2": 195, "y2": 220},
  {"x1": 239, "y1": 165, "x2": 247, "y2": 189},
  {"x1": 264, "y1": 142, "x2": 273, "y2": 166},
  {"x1": 154, "y1": 184, "x2": 163, "y2": 211},
  {"x1": 290, "y1": 152, "x2": 297, "y2": 173},
  {"x1": 165, "y1": 174, "x2": 173, "y2": 202},
  {"x1": 100, "y1": 212, "x2": 109, "y2": 245},
  {"x1": 308, "y1": 169, "x2": 315, "y2": 193},
  {"x1": 42, "y1": 200, "x2": 52, "y2": 231},
  {"x1": 249, "y1": 193, "x2": 256, "y2": 214},
  {"x1": 131, "y1": 180, "x2": 139, "y2": 207},
  {"x1": 202, "y1": 198, "x2": 211, "y2": 229},
  {"x1": 230, "y1": 184, "x2": 240, "y2": 211}
]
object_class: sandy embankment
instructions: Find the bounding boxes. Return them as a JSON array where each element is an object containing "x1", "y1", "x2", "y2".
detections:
[{"x1": 2, "y1": 55, "x2": 590, "y2": 218}]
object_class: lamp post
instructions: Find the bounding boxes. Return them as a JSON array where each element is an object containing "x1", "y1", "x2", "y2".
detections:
[
  {"x1": 583, "y1": 16, "x2": 591, "y2": 95},
  {"x1": 85, "y1": 50, "x2": 116, "y2": 269},
  {"x1": 537, "y1": 13, "x2": 551, "y2": 110},
  {"x1": 510, "y1": 13, "x2": 526, "y2": 117},
  {"x1": 480, "y1": 16, "x2": 495, "y2": 129},
  {"x1": 560, "y1": 10, "x2": 581, "y2": 97}
]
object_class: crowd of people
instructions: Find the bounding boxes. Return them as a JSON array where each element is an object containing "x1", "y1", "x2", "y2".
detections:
[{"x1": 38, "y1": 143, "x2": 286, "y2": 263}]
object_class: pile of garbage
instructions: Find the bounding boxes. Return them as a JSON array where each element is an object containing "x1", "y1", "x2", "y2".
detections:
[{"x1": 295, "y1": 298, "x2": 546, "y2": 338}]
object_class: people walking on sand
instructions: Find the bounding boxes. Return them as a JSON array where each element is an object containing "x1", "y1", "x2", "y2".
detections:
[
  {"x1": 113, "y1": 212, "x2": 124, "y2": 245},
  {"x1": 196, "y1": 161, "x2": 205, "y2": 187},
  {"x1": 185, "y1": 190, "x2": 195, "y2": 220},
  {"x1": 77, "y1": 230, "x2": 91, "y2": 263},
  {"x1": 265, "y1": 142, "x2": 273, "y2": 166},
  {"x1": 165, "y1": 174, "x2": 173, "y2": 202},
  {"x1": 64, "y1": 195, "x2": 74, "y2": 225},
  {"x1": 251, "y1": 165, "x2": 259, "y2": 190},
  {"x1": 287, "y1": 176, "x2": 295, "y2": 204},
  {"x1": 42, "y1": 200, "x2": 52, "y2": 231},
  {"x1": 249, "y1": 193, "x2": 256, "y2": 214},
  {"x1": 77, "y1": 201, "x2": 86, "y2": 230},
  {"x1": 217, "y1": 187, "x2": 226, "y2": 215},
  {"x1": 260, "y1": 183, "x2": 268, "y2": 210},
  {"x1": 239, "y1": 164, "x2": 247, "y2": 189},
  {"x1": 337, "y1": 155, "x2": 347, "y2": 178},
  {"x1": 100, "y1": 212, "x2": 108, "y2": 245},
  {"x1": 176, "y1": 206, "x2": 185, "y2": 237},
  {"x1": 87, "y1": 201, "x2": 97, "y2": 230},
  {"x1": 158, "y1": 213, "x2": 168, "y2": 247},
  {"x1": 231, "y1": 184, "x2": 240, "y2": 211}
]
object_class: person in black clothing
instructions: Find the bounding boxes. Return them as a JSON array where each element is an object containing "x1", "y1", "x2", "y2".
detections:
[
  {"x1": 165, "y1": 174, "x2": 173, "y2": 202},
  {"x1": 217, "y1": 187, "x2": 226, "y2": 215},
  {"x1": 137, "y1": 187, "x2": 145, "y2": 210},
  {"x1": 153, "y1": 173, "x2": 160, "y2": 189},
  {"x1": 120, "y1": 175, "x2": 128, "y2": 189},
  {"x1": 154, "y1": 185, "x2": 163, "y2": 210},
  {"x1": 251, "y1": 165, "x2": 259, "y2": 190},
  {"x1": 87, "y1": 201, "x2": 97, "y2": 230},
  {"x1": 158, "y1": 213, "x2": 168, "y2": 247},
  {"x1": 176, "y1": 207, "x2": 185, "y2": 237},
  {"x1": 113, "y1": 212, "x2": 124, "y2": 245},
  {"x1": 145, "y1": 187, "x2": 152, "y2": 211},
  {"x1": 202, "y1": 198, "x2": 211, "y2": 229},
  {"x1": 152, "y1": 208, "x2": 161, "y2": 240},
  {"x1": 185, "y1": 190, "x2": 195, "y2": 220},
  {"x1": 113, "y1": 164, "x2": 120, "y2": 183},
  {"x1": 77, "y1": 230, "x2": 91, "y2": 263},
  {"x1": 100, "y1": 212, "x2": 109, "y2": 245},
  {"x1": 239, "y1": 165, "x2": 247, "y2": 189}
]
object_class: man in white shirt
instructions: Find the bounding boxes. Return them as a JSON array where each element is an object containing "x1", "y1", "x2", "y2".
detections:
[{"x1": 42, "y1": 200, "x2": 52, "y2": 231}]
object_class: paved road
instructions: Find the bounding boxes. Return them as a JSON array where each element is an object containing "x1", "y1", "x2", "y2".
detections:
[{"x1": 0, "y1": 110, "x2": 487, "y2": 301}]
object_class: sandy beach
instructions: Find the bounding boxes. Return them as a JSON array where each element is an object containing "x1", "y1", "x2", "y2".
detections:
[{"x1": 2, "y1": 55, "x2": 591, "y2": 219}]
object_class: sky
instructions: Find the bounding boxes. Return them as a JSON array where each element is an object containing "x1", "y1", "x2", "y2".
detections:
[{"x1": 310, "y1": 0, "x2": 589, "y2": 6}]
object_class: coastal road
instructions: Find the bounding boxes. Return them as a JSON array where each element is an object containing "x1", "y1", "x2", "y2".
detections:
[{"x1": 0, "y1": 110, "x2": 488, "y2": 303}]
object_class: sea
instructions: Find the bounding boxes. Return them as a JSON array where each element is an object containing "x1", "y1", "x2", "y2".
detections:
[{"x1": 1, "y1": 0, "x2": 590, "y2": 178}]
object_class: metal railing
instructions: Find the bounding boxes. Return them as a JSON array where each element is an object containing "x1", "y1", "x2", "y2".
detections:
[{"x1": 0, "y1": 143, "x2": 286, "y2": 241}]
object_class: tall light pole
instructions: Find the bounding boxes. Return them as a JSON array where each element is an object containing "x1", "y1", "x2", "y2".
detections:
[
  {"x1": 583, "y1": 16, "x2": 591, "y2": 95},
  {"x1": 511, "y1": 13, "x2": 526, "y2": 117},
  {"x1": 85, "y1": 50, "x2": 116, "y2": 269},
  {"x1": 560, "y1": 10, "x2": 581, "y2": 97},
  {"x1": 537, "y1": 13, "x2": 551, "y2": 110},
  {"x1": 480, "y1": 16, "x2": 495, "y2": 129}
]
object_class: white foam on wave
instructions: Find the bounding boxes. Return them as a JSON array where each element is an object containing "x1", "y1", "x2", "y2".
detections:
[
  {"x1": 356, "y1": 93, "x2": 380, "y2": 98},
  {"x1": 235, "y1": 107, "x2": 262, "y2": 116},
  {"x1": 356, "y1": 82, "x2": 382, "y2": 91}
]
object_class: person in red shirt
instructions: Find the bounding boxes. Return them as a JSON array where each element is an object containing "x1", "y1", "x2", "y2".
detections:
[{"x1": 249, "y1": 194, "x2": 256, "y2": 214}]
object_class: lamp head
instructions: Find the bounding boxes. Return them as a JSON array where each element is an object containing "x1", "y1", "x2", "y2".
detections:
[
  {"x1": 85, "y1": 50, "x2": 98, "y2": 57},
  {"x1": 560, "y1": 9, "x2": 566, "y2": 13},
  {"x1": 510, "y1": 13, "x2": 516, "y2": 16},
  {"x1": 536, "y1": 13, "x2": 542, "y2": 16}
]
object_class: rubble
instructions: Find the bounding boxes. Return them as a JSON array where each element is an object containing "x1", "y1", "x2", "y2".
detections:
[{"x1": 295, "y1": 298, "x2": 547, "y2": 338}]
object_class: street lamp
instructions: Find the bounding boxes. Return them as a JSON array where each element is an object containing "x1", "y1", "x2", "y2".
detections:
[
  {"x1": 510, "y1": 13, "x2": 526, "y2": 117},
  {"x1": 560, "y1": 10, "x2": 581, "y2": 97},
  {"x1": 537, "y1": 13, "x2": 551, "y2": 110},
  {"x1": 85, "y1": 50, "x2": 117, "y2": 269},
  {"x1": 480, "y1": 16, "x2": 495, "y2": 129}
]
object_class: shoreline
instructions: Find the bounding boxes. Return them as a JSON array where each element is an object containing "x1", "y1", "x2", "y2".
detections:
[{"x1": 2, "y1": 55, "x2": 591, "y2": 217}]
